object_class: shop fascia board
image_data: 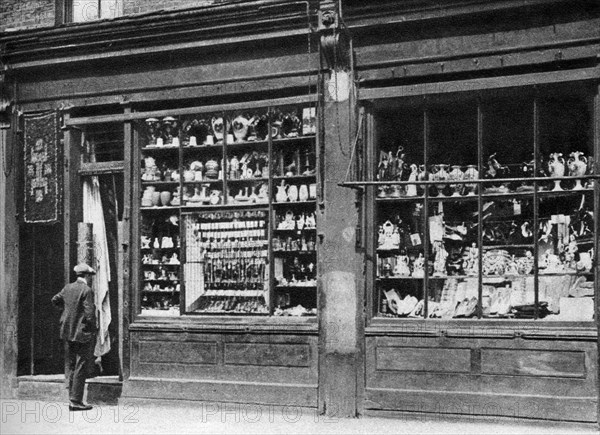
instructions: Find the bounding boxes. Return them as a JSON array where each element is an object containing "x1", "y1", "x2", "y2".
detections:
[
  {"x1": 343, "y1": 0, "x2": 574, "y2": 32},
  {"x1": 1, "y1": 4, "x2": 316, "y2": 71}
]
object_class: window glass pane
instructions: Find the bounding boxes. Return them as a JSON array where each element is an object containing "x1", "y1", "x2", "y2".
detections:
[
  {"x1": 72, "y1": 1, "x2": 122, "y2": 22},
  {"x1": 100, "y1": 0, "x2": 123, "y2": 19},
  {"x1": 73, "y1": 0, "x2": 99, "y2": 22}
]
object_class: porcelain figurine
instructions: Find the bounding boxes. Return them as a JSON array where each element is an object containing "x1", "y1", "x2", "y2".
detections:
[
  {"x1": 548, "y1": 152, "x2": 566, "y2": 191},
  {"x1": 393, "y1": 254, "x2": 411, "y2": 276},
  {"x1": 405, "y1": 164, "x2": 418, "y2": 197},
  {"x1": 411, "y1": 253, "x2": 425, "y2": 278},
  {"x1": 567, "y1": 151, "x2": 587, "y2": 190}
]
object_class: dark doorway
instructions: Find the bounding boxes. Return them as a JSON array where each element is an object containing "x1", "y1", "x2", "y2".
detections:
[{"x1": 17, "y1": 224, "x2": 65, "y2": 375}]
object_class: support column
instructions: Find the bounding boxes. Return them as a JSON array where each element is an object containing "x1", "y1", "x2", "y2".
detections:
[
  {"x1": 318, "y1": 69, "x2": 362, "y2": 417},
  {"x1": 1, "y1": 111, "x2": 19, "y2": 398}
]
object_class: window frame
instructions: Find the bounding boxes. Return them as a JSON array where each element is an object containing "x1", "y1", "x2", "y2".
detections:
[{"x1": 360, "y1": 76, "x2": 600, "y2": 329}]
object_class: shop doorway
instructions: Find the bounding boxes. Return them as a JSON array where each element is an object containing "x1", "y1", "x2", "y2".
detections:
[{"x1": 17, "y1": 173, "x2": 123, "y2": 378}]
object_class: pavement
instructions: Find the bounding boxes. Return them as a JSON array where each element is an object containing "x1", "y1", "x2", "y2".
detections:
[{"x1": 1, "y1": 399, "x2": 598, "y2": 435}]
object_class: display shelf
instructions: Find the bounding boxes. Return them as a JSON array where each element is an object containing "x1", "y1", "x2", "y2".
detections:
[
  {"x1": 140, "y1": 205, "x2": 180, "y2": 211},
  {"x1": 199, "y1": 290, "x2": 265, "y2": 297},
  {"x1": 273, "y1": 175, "x2": 316, "y2": 182},
  {"x1": 182, "y1": 144, "x2": 224, "y2": 151},
  {"x1": 182, "y1": 179, "x2": 223, "y2": 184},
  {"x1": 137, "y1": 104, "x2": 319, "y2": 316},
  {"x1": 275, "y1": 285, "x2": 317, "y2": 289},
  {"x1": 272, "y1": 200, "x2": 317, "y2": 206},
  {"x1": 142, "y1": 145, "x2": 180, "y2": 151}
]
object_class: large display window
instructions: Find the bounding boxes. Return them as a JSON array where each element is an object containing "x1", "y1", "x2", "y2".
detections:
[
  {"x1": 368, "y1": 84, "x2": 597, "y2": 321},
  {"x1": 135, "y1": 102, "x2": 319, "y2": 316}
]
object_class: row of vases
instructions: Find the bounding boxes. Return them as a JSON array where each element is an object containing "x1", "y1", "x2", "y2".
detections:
[
  {"x1": 426, "y1": 164, "x2": 480, "y2": 197},
  {"x1": 275, "y1": 182, "x2": 316, "y2": 202},
  {"x1": 142, "y1": 186, "x2": 172, "y2": 207}
]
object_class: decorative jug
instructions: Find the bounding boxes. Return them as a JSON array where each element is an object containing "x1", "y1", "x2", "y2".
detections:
[
  {"x1": 548, "y1": 152, "x2": 565, "y2": 191},
  {"x1": 275, "y1": 182, "x2": 288, "y2": 202},
  {"x1": 567, "y1": 151, "x2": 587, "y2": 190}
]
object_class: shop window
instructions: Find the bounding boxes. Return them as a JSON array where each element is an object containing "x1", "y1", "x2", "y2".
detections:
[
  {"x1": 61, "y1": 0, "x2": 123, "y2": 23},
  {"x1": 138, "y1": 104, "x2": 319, "y2": 316},
  {"x1": 371, "y1": 85, "x2": 596, "y2": 322}
]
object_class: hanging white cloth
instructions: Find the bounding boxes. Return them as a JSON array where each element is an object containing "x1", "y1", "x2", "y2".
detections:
[{"x1": 83, "y1": 176, "x2": 112, "y2": 358}]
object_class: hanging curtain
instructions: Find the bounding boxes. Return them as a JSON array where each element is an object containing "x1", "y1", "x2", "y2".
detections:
[{"x1": 83, "y1": 176, "x2": 112, "y2": 358}]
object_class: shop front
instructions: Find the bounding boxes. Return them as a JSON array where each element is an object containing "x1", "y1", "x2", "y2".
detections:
[
  {"x1": 1, "y1": 0, "x2": 598, "y2": 425},
  {"x1": 342, "y1": 0, "x2": 600, "y2": 423}
]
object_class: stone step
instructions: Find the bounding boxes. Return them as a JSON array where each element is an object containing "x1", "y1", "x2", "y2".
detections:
[{"x1": 17, "y1": 375, "x2": 122, "y2": 405}]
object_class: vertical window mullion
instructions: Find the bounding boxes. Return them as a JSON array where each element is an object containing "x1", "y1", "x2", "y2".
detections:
[
  {"x1": 476, "y1": 98, "x2": 483, "y2": 319},
  {"x1": 533, "y1": 94, "x2": 540, "y2": 320}
]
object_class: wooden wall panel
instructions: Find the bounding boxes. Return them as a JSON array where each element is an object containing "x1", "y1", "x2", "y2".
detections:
[
  {"x1": 224, "y1": 343, "x2": 310, "y2": 367},
  {"x1": 364, "y1": 335, "x2": 598, "y2": 422},
  {"x1": 125, "y1": 330, "x2": 318, "y2": 407},
  {"x1": 376, "y1": 347, "x2": 471, "y2": 373},
  {"x1": 481, "y1": 349, "x2": 586, "y2": 378},
  {"x1": 138, "y1": 341, "x2": 217, "y2": 365}
]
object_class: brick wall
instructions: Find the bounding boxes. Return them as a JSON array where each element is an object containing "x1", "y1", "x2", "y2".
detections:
[
  {"x1": 1, "y1": 0, "x2": 55, "y2": 32},
  {"x1": 0, "y1": 0, "x2": 226, "y2": 32},
  {"x1": 123, "y1": 0, "x2": 223, "y2": 15}
]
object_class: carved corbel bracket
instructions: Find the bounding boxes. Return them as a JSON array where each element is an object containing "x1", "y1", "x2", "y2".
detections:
[{"x1": 318, "y1": 9, "x2": 350, "y2": 71}]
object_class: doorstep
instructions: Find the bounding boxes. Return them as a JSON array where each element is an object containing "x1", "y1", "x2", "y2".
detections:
[{"x1": 17, "y1": 375, "x2": 122, "y2": 405}]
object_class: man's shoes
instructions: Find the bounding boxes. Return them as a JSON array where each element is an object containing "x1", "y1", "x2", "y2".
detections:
[{"x1": 69, "y1": 402, "x2": 93, "y2": 411}]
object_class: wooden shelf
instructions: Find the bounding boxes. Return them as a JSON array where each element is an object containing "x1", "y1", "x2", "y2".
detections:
[{"x1": 272, "y1": 200, "x2": 317, "y2": 206}]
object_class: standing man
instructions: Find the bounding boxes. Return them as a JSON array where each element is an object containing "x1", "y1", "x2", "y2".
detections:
[{"x1": 51, "y1": 263, "x2": 97, "y2": 411}]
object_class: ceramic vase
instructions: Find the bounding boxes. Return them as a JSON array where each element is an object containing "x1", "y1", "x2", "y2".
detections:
[
  {"x1": 448, "y1": 165, "x2": 464, "y2": 196},
  {"x1": 141, "y1": 186, "x2": 155, "y2": 207},
  {"x1": 160, "y1": 191, "x2": 172, "y2": 206},
  {"x1": 567, "y1": 151, "x2": 587, "y2": 190},
  {"x1": 151, "y1": 190, "x2": 161, "y2": 206},
  {"x1": 287, "y1": 185, "x2": 299, "y2": 202},
  {"x1": 232, "y1": 116, "x2": 249, "y2": 142},
  {"x1": 548, "y1": 152, "x2": 565, "y2": 191},
  {"x1": 298, "y1": 185, "x2": 309, "y2": 202},
  {"x1": 204, "y1": 159, "x2": 219, "y2": 179},
  {"x1": 463, "y1": 165, "x2": 478, "y2": 196}
]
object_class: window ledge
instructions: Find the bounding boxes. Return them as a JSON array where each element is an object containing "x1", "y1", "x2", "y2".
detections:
[
  {"x1": 366, "y1": 317, "x2": 597, "y2": 340},
  {"x1": 130, "y1": 314, "x2": 318, "y2": 335}
]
